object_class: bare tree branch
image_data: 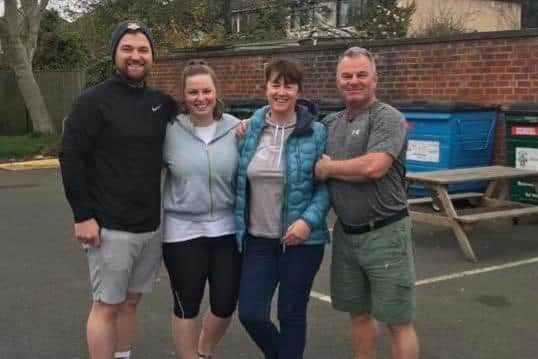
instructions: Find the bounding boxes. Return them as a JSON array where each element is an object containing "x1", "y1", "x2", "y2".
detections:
[
  {"x1": 40, "y1": 0, "x2": 50, "y2": 11},
  {"x1": 1, "y1": 0, "x2": 54, "y2": 133},
  {"x1": 20, "y1": 0, "x2": 35, "y2": 21},
  {"x1": 28, "y1": 9, "x2": 45, "y2": 60},
  {"x1": 12, "y1": 0, "x2": 47, "y2": 62},
  {"x1": 4, "y1": 0, "x2": 19, "y2": 29},
  {"x1": 0, "y1": 18, "x2": 7, "y2": 36}
]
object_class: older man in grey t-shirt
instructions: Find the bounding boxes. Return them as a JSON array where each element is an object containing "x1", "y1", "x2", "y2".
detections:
[
  {"x1": 315, "y1": 47, "x2": 419, "y2": 359},
  {"x1": 324, "y1": 101, "x2": 408, "y2": 226}
]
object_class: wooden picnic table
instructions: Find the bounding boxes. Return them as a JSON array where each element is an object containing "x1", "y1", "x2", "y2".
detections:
[{"x1": 406, "y1": 165, "x2": 538, "y2": 262}]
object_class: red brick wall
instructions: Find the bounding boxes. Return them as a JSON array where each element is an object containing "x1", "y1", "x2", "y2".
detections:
[{"x1": 151, "y1": 30, "x2": 538, "y2": 165}]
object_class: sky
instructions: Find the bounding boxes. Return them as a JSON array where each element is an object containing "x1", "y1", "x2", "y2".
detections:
[{"x1": 0, "y1": 0, "x2": 86, "y2": 21}]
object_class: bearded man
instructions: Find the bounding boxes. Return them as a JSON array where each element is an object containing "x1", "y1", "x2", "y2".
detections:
[{"x1": 60, "y1": 21, "x2": 176, "y2": 359}]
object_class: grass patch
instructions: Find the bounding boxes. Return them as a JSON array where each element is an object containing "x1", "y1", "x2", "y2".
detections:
[{"x1": 0, "y1": 132, "x2": 61, "y2": 162}]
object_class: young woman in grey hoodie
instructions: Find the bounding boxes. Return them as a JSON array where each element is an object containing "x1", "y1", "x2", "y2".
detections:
[{"x1": 162, "y1": 60, "x2": 241, "y2": 359}]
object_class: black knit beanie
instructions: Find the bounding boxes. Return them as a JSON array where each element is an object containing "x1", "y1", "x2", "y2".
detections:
[{"x1": 111, "y1": 20, "x2": 155, "y2": 64}]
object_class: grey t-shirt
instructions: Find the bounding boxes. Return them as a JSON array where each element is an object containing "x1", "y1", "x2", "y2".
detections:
[
  {"x1": 324, "y1": 100, "x2": 408, "y2": 226},
  {"x1": 247, "y1": 115, "x2": 296, "y2": 238}
]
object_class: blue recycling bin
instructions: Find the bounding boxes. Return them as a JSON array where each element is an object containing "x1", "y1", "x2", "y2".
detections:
[{"x1": 392, "y1": 100, "x2": 498, "y2": 196}]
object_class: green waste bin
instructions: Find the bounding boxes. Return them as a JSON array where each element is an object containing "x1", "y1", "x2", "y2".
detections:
[{"x1": 505, "y1": 103, "x2": 538, "y2": 204}]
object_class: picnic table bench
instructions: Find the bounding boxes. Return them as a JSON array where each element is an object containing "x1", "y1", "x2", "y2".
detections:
[{"x1": 406, "y1": 166, "x2": 538, "y2": 262}]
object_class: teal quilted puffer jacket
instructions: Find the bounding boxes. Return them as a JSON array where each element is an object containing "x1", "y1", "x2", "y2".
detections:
[{"x1": 235, "y1": 103, "x2": 330, "y2": 251}]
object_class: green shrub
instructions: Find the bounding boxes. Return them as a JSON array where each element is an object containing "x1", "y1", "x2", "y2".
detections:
[
  {"x1": 0, "y1": 133, "x2": 61, "y2": 161},
  {"x1": 84, "y1": 57, "x2": 114, "y2": 88}
]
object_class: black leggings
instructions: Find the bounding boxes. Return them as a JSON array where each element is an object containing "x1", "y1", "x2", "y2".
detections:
[{"x1": 162, "y1": 234, "x2": 241, "y2": 319}]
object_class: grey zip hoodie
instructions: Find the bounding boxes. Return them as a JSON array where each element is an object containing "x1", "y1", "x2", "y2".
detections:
[{"x1": 163, "y1": 113, "x2": 240, "y2": 222}]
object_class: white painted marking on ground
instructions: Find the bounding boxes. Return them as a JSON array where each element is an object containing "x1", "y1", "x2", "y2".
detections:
[
  {"x1": 310, "y1": 256, "x2": 538, "y2": 303},
  {"x1": 310, "y1": 290, "x2": 332, "y2": 303},
  {"x1": 415, "y1": 256, "x2": 538, "y2": 286}
]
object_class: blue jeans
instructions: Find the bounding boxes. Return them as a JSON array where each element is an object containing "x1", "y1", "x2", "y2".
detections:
[{"x1": 238, "y1": 235, "x2": 324, "y2": 359}]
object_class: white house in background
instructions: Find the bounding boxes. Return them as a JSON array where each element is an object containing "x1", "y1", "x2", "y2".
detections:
[
  {"x1": 230, "y1": 0, "x2": 367, "y2": 38},
  {"x1": 230, "y1": 0, "x2": 521, "y2": 38},
  {"x1": 404, "y1": 0, "x2": 521, "y2": 35}
]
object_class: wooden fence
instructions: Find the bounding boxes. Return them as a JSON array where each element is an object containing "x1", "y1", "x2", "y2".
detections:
[{"x1": 0, "y1": 71, "x2": 85, "y2": 134}]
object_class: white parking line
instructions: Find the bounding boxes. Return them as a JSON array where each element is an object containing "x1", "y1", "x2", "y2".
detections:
[
  {"x1": 415, "y1": 256, "x2": 538, "y2": 286},
  {"x1": 310, "y1": 256, "x2": 538, "y2": 303},
  {"x1": 310, "y1": 290, "x2": 332, "y2": 303}
]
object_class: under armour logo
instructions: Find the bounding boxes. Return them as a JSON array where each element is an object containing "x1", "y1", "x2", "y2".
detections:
[
  {"x1": 152, "y1": 104, "x2": 162, "y2": 112},
  {"x1": 127, "y1": 23, "x2": 141, "y2": 30},
  {"x1": 352, "y1": 129, "x2": 361, "y2": 135}
]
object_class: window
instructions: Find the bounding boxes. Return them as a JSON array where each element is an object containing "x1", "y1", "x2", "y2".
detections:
[
  {"x1": 289, "y1": 5, "x2": 317, "y2": 30},
  {"x1": 231, "y1": 13, "x2": 241, "y2": 33},
  {"x1": 231, "y1": 10, "x2": 260, "y2": 34},
  {"x1": 522, "y1": 0, "x2": 538, "y2": 28},
  {"x1": 337, "y1": 0, "x2": 350, "y2": 26},
  {"x1": 337, "y1": 0, "x2": 367, "y2": 27},
  {"x1": 290, "y1": 13, "x2": 300, "y2": 30},
  {"x1": 302, "y1": 7, "x2": 316, "y2": 27}
]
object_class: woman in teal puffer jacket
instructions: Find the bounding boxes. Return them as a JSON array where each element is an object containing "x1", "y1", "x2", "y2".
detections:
[{"x1": 235, "y1": 59, "x2": 330, "y2": 359}]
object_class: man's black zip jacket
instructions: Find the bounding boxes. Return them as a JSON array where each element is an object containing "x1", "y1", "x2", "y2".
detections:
[{"x1": 60, "y1": 73, "x2": 176, "y2": 233}]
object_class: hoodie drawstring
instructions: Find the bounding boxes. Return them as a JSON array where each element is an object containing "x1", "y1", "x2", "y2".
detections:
[
  {"x1": 277, "y1": 125, "x2": 285, "y2": 169},
  {"x1": 273, "y1": 124, "x2": 279, "y2": 144}
]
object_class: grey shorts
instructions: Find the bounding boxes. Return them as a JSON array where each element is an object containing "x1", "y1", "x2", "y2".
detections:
[{"x1": 86, "y1": 227, "x2": 162, "y2": 304}]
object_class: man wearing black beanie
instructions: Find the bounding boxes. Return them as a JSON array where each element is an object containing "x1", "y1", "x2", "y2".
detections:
[{"x1": 60, "y1": 21, "x2": 176, "y2": 359}]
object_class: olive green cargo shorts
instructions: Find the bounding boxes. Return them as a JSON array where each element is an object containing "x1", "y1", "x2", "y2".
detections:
[{"x1": 330, "y1": 217, "x2": 416, "y2": 325}]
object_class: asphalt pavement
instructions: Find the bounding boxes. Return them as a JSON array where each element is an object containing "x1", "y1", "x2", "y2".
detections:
[{"x1": 1, "y1": 168, "x2": 537, "y2": 358}]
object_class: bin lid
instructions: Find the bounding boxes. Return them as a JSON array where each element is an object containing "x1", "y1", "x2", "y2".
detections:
[
  {"x1": 316, "y1": 99, "x2": 345, "y2": 112},
  {"x1": 224, "y1": 98, "x2": 320, "y2": 117},
  {"x1": 506, "y1": 102, "x2": 538, "y2": 114},
  {"x1": 225, "y1": 98, "x2": 267, "y2": 109},
  {"x1": 390, "y1": 99, "x2": 498, "y2": 112},
  {"x1": 226, "y1": 98, "x2": 323, "y2": 110}
]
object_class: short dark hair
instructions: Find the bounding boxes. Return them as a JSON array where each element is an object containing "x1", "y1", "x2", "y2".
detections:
[
  {"x1": 179, "y1": 59, "x2": 224, "y2": 120},
  {"x1": 264, "y1": 59, "x2": 303, "y2": 91}
]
